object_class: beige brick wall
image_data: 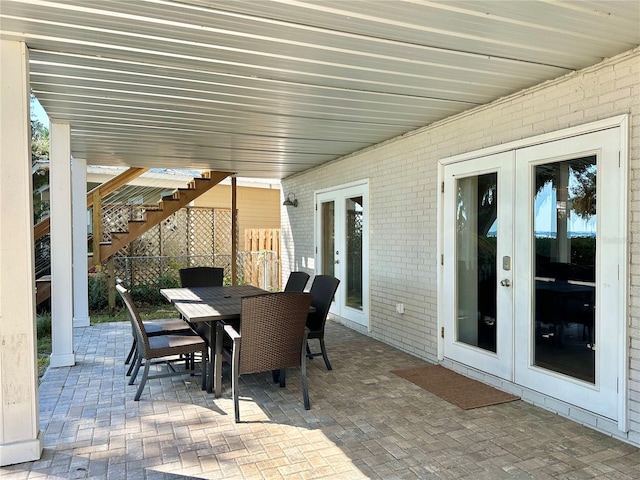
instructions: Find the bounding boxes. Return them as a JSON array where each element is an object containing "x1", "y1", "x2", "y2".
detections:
[{"x1": 283, "y1": 47, "x2": 640, "y2": 442}]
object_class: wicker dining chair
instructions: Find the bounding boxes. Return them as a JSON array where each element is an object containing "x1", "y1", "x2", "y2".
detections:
[
  {"x1": 215, "y1": 292, "x2": 313, "y2": 422},
  {"x1": 179, "y1": 266, "x2": 224, "y2": 288},
  {"x1": 117, "y1": 284, "x2": 208, "y2": 400},
  {"x1": 283, "y1": 271, "x2": 310, "y2": 292},
  {"x1": 178, "y1": 266, "x2": 226, "y2": 353},
  {"x1": 306, "y1": 275, "x2": 340, "y2": 370},
  {"x1": 121, "y1": 280, "x2": 193, "y2": 374},
  {"x1": 124, "y1": 316, "x2": 195, "y2": 376}
]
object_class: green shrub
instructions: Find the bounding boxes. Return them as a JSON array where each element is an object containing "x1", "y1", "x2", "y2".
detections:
[
  {"x1": 36, "y1": 311, "x2": 51, "y2": 338},
  {"x1": 89, "y1": 271, "x2": 181, "y2": 312},
  {"x1": 88, "y1": 273, "x2": 110, "y2": 311},
  {"x1": 36, "y1": 312, "x2": 52, "y2": 381},
  {"x1": 570, "y1": 236, "x2": 596, "y2": 265},
  {"x1": 130, "y1": 272, "x2": 179, "y2": 306},
  {"x1": 535, "y1": 236, "x2": 595, "y2": 265}
]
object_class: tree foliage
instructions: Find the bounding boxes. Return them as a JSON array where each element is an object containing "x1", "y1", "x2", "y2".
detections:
[
  {"x1": 31, "y1": 118, "x2": 49, "y2": 166},
  {"x1": 31, "y1": 94, "x2": 50, "y2": 223},
  {"x1": 535, "y1": 156, "x2": 596, "y2": 221},
  {"x1": 570, "y1": 167, "x2": 597, "y2": 220},
  {"x1": 456, "y1": 156, "x2": 596, "y2": 241}
]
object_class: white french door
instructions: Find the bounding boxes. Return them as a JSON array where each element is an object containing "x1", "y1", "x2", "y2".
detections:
[
  {"x1": 442, "y1": 125, "x2": 625, "y2": 422},
  {"x1": 512, "y1": 129, "x2": 622, "y2": 420},
  {"x1": 442, "y1": 152, "x2": 515, "y2": 380},
  {"x1": 316, "y1": 181, "x2": 369, "y2": 329}
]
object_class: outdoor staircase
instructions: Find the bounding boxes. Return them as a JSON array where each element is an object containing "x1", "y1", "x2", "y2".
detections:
[
  {"x1": 96, "y1": 170, "x2": 230, "y2": 264},
  {"x1": 33, "y1": 168, "x2": 230, "y2": 305}
]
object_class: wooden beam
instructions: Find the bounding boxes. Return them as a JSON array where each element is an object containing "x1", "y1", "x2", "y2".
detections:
[
  {"x1": 231, "y1": 176, "x2": 237, "y2": 285},
  {"x1": 92, "y1": 189, "x2": 102, "y2": 266},
  {"x1": 33, "y1": 217, "x2": 50, "y2": 241}
]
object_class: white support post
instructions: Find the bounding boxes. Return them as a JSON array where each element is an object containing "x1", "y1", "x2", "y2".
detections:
[
  {"x1": 72, "y1": 157, "x2": 90, "y2": 327},
  {"x1": 49, "y1": 122, "x2": 75, "y2": 367},
  {"x1": 0, "y1": 40, "x2": 43, "y2": 466}
]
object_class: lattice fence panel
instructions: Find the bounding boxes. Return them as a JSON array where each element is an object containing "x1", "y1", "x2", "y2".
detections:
[
  {"x1": 133, "y1": 224, "x2": 161, "y2": 257},
  {"x1": 108, "y1": 206, "x2": 240, "y2": 288},
  {"x1": 214, "y1": 209, "x2": 233, "y2": 278},
  {"x1": 161, "y1": 210, "x2": 189, "y2": 258},
  {"x1": 187, "y1": 208, "x2": 214, "y2": 264},
  {"x1": 214, "y1": 209, "x2": 232, "y2": 254},
  {"x1": 101, "y1": 203, "x2": 133, "y2": 243}
]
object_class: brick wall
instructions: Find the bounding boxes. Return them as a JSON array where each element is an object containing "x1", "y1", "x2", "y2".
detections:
[{"x1": 282, "y1": 47, "x2": 640, "y2": 442}]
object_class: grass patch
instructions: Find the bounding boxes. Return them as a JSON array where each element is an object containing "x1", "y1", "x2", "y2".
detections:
[
  {"x1": 90, "y1": 304, "x2": 180, "y2": 323},
  {"x1": 36, "y1": 312, "x2": 52, "y2": 380}
]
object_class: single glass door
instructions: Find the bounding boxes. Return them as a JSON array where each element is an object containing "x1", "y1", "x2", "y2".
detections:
[
  {"x1": 316, "y1": 182, "x2": 369, "y2": 329},
  {"x1": 513, "y1": 129, "x2": 622, "y2": 420},
  {"x1": 442, "y1": 152, "x2": 514, "y2": 380},
  {"x1": 320, "y1": 200, "x2": 336, "y2": 277},
  {"x1": 530, "y1": 157, "x2": 596, "y2": 383}
]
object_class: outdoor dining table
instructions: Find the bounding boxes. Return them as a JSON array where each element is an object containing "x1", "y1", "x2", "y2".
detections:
[{"x1": 160, "y1": 285, "x2": 267, "y2": 394}]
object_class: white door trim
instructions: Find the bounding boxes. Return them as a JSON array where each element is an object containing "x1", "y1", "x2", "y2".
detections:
[
  {"x1": 314, "y1": 180, "x2": 371, "y2": 331},
  {"x1": 439, "y1": 115, "x2": 628, "y2": 167},
  {"x1": 513, "y1": 128, "x2": 623, "y2": 422},
  {"x1": 441, "y1": 152, "x2": 515, "y2": 380},
  {"x1": 315, "y1": 179, "x2": 370, "y2": 195}
]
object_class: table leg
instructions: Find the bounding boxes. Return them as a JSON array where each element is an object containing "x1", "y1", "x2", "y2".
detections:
[
  {"x1": 205, "y1": 321, "x2": 215, "y2": 394},
  {"x1": 214, "y1": 322, "x2": 222, "y2": 397},
  {"x1": 199, "y1": 320, "x2": 221, "y2": 396}
]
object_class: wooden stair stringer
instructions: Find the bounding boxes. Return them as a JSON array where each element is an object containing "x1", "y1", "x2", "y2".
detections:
[
  {"x1": 35, "y1": 275, "x2": 52, "y2": 306},
  {"x1": 98, "y1": 171, "x2": 230, "y2": 263}
]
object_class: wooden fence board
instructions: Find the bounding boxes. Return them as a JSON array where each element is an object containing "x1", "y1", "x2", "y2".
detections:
[{"x1": 244, "y1": 228, "x2": 281, "y2": 289}]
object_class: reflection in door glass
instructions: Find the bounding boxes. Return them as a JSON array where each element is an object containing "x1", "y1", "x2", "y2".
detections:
[
  {"x1": 321, "y1": 201, "x2": 335, "y2": 276},
  {"x1": 346, "y1": 196, "x2": 363, "y2": 310},
  {"x1": 533, "y1": 156, "x2": 596, "y2": 384},
  {"x1": 456, "y1": 173, "x2": 497, "y2": 353}
]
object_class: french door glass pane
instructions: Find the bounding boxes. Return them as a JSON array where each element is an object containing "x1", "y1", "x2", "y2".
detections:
[
  {"x1": 533, "y1": 156, "x2": 596, "y2": 384},
  {"x1": 346, "y1": 196, "x2": 363, "y2": 310},
  {"x1": 321, "y1": 201, "x2": 335, "y2": 276},
  {"x1": 456, "y1": 173, "x2": 497, "y2": 352}
]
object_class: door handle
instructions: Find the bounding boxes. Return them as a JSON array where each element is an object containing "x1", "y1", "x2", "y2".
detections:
[
  {"x1": 500, "y1": 279, "x2": 511, "y2": 287},
  {"x1": 335, "y1": 259, "x2": 340, "y2": 264}
]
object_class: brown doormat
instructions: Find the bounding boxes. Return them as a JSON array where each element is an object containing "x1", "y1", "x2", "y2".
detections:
[{"x1": 392, "y1": 365, "x2": 520, "y2": 410}]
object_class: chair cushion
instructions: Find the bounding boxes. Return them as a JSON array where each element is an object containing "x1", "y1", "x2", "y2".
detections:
[
  {"x1": 147, "y1": 333, "x2": 206, "y2": 359},
  {"x1": 143, "y1": 318, "x2": 192, "y2": 335}
]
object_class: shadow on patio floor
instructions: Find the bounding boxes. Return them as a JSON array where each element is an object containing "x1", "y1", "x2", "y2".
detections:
[{"x1": 2, "y1": 320, "x2": 639, "y2": 479}]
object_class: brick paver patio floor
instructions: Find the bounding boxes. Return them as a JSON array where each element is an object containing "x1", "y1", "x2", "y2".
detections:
[{"x1": 2, "y1": 320, "x2": 639, "y2": 479}]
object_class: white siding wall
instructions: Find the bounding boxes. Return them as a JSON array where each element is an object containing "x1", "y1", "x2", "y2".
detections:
[{"x1": 282, "y1": 47, "x2": 640, "y2": 443}]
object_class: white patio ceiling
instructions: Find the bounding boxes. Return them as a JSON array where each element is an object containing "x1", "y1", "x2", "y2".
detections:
[{"x1": 2, "y1": 0, "x2": 639, "y2": 179}]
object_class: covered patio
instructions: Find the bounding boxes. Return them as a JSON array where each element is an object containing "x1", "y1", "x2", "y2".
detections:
[
  {"x1": 4, "y1": 319, "x2": 640, "y2": 479},
  {"x1": 2, "y1": 0, "x2": 640, "y2": 467}
]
